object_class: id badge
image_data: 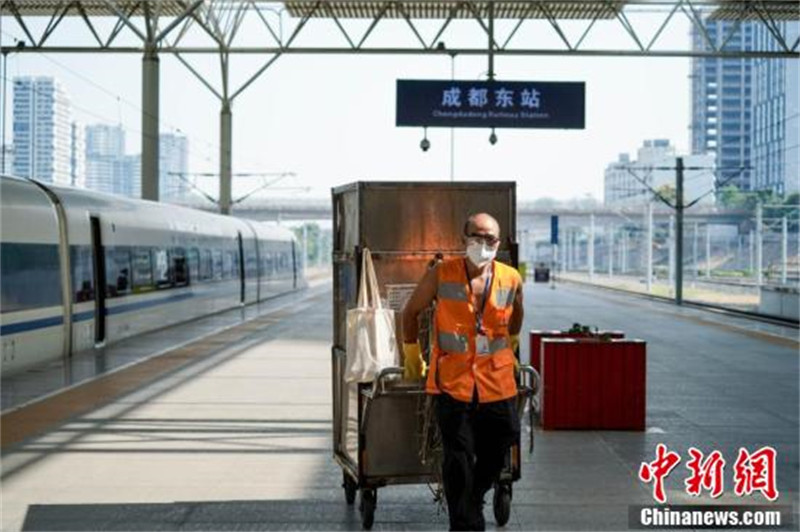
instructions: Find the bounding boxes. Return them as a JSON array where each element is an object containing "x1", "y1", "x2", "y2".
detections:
[{"x1": 476, "y1": 334, "x2": 490, "y2": 355}]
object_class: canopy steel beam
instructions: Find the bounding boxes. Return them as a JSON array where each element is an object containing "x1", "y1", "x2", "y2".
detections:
[
  {"x1": 1, "y1": 45, "x2": 796, "y2": 57},
  {"x1": 2, "y1": 1, "x2": 798, "y2": 57}
]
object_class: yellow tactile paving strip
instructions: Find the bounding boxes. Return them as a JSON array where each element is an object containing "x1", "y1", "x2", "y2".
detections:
[{"x1": 0, "y1": 314, "x2": 286, "y2": 451}]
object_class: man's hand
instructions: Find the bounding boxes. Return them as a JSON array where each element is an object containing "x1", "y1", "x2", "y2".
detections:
[
  {"x1": 403, "y1": 342, "x2": 427, "y2": 380},
  {"x1": 402, "y1": 265, "x2": 439, "y2": 345}
]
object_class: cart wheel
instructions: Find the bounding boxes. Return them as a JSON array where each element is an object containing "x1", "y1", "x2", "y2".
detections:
[
  {"x1": 342, "y1": 472, "x2": 357, "y2": 505},
  {"x1": 359, "y1": 488, "x2": 377, "y2": 530},
  {"x1": 493, "y1": 483, "x2": 512, "y2": 527}
]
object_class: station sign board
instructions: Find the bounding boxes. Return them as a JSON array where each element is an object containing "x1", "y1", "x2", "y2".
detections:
[{"x1": 396, "y1": 79, "x2": 585, "y2": 129}]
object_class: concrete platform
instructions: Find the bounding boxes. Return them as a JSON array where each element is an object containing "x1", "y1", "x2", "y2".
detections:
[{"x1": 1, "y1": 279, "x2": 797, "y2": 531}]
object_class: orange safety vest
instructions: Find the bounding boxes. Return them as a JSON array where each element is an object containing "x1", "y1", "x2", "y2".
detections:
[{"x1": 425, "y1": 257, "x2": 521, "y2": 403}]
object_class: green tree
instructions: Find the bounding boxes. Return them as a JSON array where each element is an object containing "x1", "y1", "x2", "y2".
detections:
[
  {"x1": 717, "y1": 185, "x2": 746, "y2": 208},
  {"x1": 781, "y1": 193, "x2": 799, "y2": 232},
  {"x1": 292, "y1": 222, "x2": 322, "y2": 265},
  {"x1": 655, "y1": 184, "x2": 676, "y2": 206},
  {"x1": 745, "y1": 189, "x2": 778, "y2": 212}
]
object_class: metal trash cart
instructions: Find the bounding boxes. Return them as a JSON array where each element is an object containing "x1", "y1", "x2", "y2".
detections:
[{"x1": 331, "y1": 181, "x2": 539, "y2": 530}]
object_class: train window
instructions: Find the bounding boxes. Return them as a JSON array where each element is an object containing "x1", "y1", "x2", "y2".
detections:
[
  {"x1": 153, "y1": 248, "x2": 172, "y2": 289},
  {"x1": 245, "y1": 249, "x2": 258, "y2": 277},
  {"x1": 200, "y1": 249, "x2": 212, "y2": 281},
  {"x1": 172, "y1": 248, "x2": 189, "y2": 287},
  {"x1": 0, "y1": 243, "x2": 63, "y2": 313},
  {"x1": 105, "y1": 247, "x2": 131, "y2": 299},
  {"x1": 132, "y1": 247, "x2": 154, "y2": 292},
  {"x1": 265, "y1": 252, "x2": 274, "y2": 275},
  {"x1": 222, "y1": 249, "x2": 233, "y2": 280},
  {"x1": 71, "y1": 245, "x2": 95, "y2": 303},
  {"x1": 213, "y1": 250, "x2": 223, "y2": 280},
  {"x1": 232, "y1": 250, "x2": 241, "y2": 278},
  {"x1": 188, "y1": 248, "x2": 200, "y2": 283},
  {"x1": 280, "y1": 252, "x2": 289, "y2": 271}
]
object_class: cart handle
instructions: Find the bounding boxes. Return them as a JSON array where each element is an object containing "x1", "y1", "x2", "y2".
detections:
[
  {"x1": 518, "y1": 364, "x2": 540, "y2": 395},
  {"x1": 372, "y1": 366, "x2": 405, "y2": 394},
  {"x1": 517, "y1": 364, "x2": 540, "y2": 455}
]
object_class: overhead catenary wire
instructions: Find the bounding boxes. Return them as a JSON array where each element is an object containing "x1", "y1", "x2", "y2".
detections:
[
  {"x1": 0, "y1": 69, "x2": 218, "y2": 181},
  {"x1": 0, "y1": 28, "x2": 273, "y2": 174}
]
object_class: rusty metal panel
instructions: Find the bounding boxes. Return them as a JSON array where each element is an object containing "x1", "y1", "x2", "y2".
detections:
[
  {"x1": 332, "y1": 180, "x2": 517, "y2": 347},
  {"x1": 357, "y1": 182, "x2": 516, "y2": 254}
]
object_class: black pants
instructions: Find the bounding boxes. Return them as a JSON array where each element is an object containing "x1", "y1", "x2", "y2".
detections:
[{"x1": 435, "y1": 392, "x2": 520, "y2": 531}]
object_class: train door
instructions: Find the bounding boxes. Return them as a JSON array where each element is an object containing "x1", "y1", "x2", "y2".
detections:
[
  {"x1": 253, "y1": 237, "x2": 261, "y2": 302},
  {"x1": 237, "y1": 232, "x2": 245, "y2": 304},
  {"x1": 90, "y1": 216, "x2": 106, "y2": 344},
  {"x1": 291, "y1": 240, "x2": 297, "y2": 289}
]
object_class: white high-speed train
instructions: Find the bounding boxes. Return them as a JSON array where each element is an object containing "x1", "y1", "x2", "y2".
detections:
[{"x1": 0, "y1": 175, "x2": 306, "y2": 376}]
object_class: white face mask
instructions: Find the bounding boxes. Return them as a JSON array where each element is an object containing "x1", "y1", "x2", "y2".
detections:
[{"x1": 466, "y1": 241, "x2": 497, "y2": 267}]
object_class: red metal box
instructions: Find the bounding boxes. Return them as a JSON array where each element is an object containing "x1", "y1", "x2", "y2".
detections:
[
  {"x1": 540, "y1": 338, "x2": 646, "y2": 430},
  {"x1": 528, "y1": 329, "x2": 624, "y2": 373}
]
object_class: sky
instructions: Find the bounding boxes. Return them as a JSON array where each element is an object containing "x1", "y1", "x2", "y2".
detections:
[{"x1": 0, "y1": 7, "x2": 696, "y2": 203}]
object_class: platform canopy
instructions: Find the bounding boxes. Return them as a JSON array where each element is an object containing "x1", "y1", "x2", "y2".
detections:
[
  {"x1": 708, "y1": 0, "x2": 800, "y2": 21},
  {"x1": 3, "y1": 0, "x2": 797, "y2": 21},
  {"x1": 0, "y1": 0, "x2": 190, "y2": 17},
  {"x1": 281, "y1": 0, "x2": 799, "y2": 21},
  {"x1": 283, "y1": 0, "x2": 626, "y2": 20}
]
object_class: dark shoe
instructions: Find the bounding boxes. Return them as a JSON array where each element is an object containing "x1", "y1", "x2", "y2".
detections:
[{"x1": 470, "y1": 499, "x2": 486, "y2": 531}]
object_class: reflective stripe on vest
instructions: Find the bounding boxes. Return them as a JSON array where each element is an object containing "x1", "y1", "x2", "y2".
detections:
[
  {"x1": 488, "y1": 336, "x2": 508, "y2": 353},
  {"x1": 494, "y1": 287, "x2": 514, "y2": 308},
  {"x1": 438, "y1": 281, "x2": 468, "y2": 301},
  {"x1": 438, "y1": 331, "x2": 469, "y2": 353}
]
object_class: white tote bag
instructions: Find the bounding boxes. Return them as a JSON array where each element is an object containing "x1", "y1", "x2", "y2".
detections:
[{"x1": 344, "y1": 248, "x2": 399, "y2": 383}]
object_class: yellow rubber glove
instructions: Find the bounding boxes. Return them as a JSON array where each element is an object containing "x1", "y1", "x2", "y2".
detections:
[
  {"x1": 403, "y1": 342, "x2": 427, "y2": 380},
  {"x1": 510, "y1": 334, "x2": 520, "y2": 354}
]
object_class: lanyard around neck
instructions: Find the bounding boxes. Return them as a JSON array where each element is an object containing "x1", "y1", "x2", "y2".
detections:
[{"x1": 463, "y1": 259, "x2": 493, "y2": 334}]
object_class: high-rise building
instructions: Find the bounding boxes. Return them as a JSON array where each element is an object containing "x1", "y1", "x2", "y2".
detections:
[
  {"x1": 70, "y1": 121, "x2": 86, "y2": 188},
  {"x1": 691, "y1": 19, "x2": 799, "y2": 197},
  {"x1": 159, "y1": 133, "x2": 188, "y2": 200},
  {"x1": 2, "y1": 144, "x2": 14, "y2": 175},
  {"x1": 604, "y1": 140, "x2": 715, "y2": 207},
  {"x1": 12, "y1": 76, "x2": 73, "y2": 184},
  {"x1": 604, "y1": 153, "x2": 635, "y2": 205},
  {"x1": 751, "y1": 21, "x2": 800, "y2": 196},
  {"x1": 85, "y1": 124, "x2": 127, "y2": 195},
  {"x1": 119, "y1": 154, "x2": 141, "y2": 198},
  {"x1": 691, "y1": 20, "x2": 754, "y2": 192}
]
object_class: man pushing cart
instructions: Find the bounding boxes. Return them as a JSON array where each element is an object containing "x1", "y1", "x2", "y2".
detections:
[{"x1": 330, "y1": 182, "x2": 538, "y2": 531}]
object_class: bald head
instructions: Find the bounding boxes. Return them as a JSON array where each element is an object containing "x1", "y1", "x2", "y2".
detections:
[{"x1": 463, "y1": 213, "x2": 501, "y2": 240}]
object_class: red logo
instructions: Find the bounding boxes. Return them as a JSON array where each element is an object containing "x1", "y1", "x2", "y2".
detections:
[
  {"x1": 733, "y1": 446, "x2": 779, "y2": 501},
  {"x1": 685, "y1": 447, "x2": 726, "y2": 498},
  {"x1": 638, "y1": 443, "x2": 682, "y2": 503},
  {"x1": 639, "y1": 445, "x2": 780, "y2": 503}
]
